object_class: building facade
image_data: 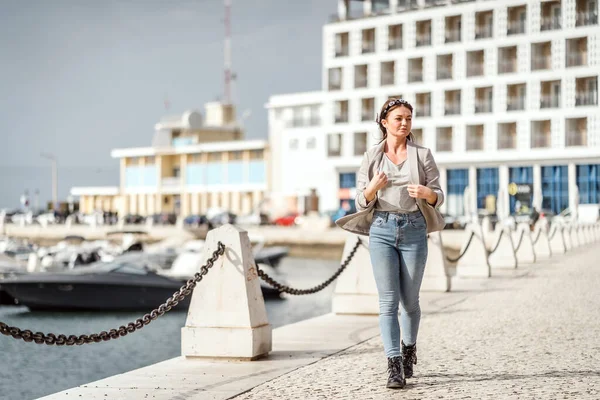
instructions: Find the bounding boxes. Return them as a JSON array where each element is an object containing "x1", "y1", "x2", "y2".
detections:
[
  {"x1": 268, "y1": 0, "x2": 600, "y2": 218},
  {"x1": 73, "y1": 102, "x2": 270, "y2": 218}
]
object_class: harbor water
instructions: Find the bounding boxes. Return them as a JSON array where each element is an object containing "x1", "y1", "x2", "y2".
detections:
[{"x1": 0, "y1": 257, "x2": 341, "y2": 400}]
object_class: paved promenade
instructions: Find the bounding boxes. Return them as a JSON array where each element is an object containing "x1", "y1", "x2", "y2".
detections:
[{"x1": 234, "y1": 244, "x2": 600, "y2": 400}]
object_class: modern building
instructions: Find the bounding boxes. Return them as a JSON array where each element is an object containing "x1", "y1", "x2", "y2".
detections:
[
  {"x1": 72, "y1": 102, "x2": 270, "y2": 218},
  {"x1": 267, "y1": 0, "x2": 599, "y2": 218}
]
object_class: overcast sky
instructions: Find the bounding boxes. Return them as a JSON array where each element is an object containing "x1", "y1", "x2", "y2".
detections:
[{"x1": 0, "y1": 0, "x2": 337, "y2": 207}]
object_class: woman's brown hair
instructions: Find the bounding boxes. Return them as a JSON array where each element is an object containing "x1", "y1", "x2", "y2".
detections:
[{"x1": 376, "y1": 98, "x2": 415, "y2": 143}]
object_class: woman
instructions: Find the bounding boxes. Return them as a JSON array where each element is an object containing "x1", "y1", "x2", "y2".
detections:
[{"x1": 339, "y1": 98, "x2": 444, "y2": 389}]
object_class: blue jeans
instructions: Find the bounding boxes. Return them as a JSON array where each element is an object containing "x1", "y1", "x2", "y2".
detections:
[{"x1": 369, "y1": 210, "x2": 428, "y2": 358}]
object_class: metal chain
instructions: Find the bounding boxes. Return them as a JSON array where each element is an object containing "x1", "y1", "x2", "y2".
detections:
[
  {"x1": 513, "y1": 230, "x2": 526, "y2": 252},
  {"x1": 531, "y1": 228, "x2": 543, "y2": 245},
  {"x1": 0, "y1": 242, "x2": 226, "y2": 346},
  {"x1": 488, "y1": 229, "x2": 506, "y2": 255},
  {"x1": 548, "y1": 225, "x2": 561, "y2": 240},
  {"x1": 257, "y1": 237, "x2": 362, "y2": 295},
  {"x1": 445, "y1": 232, "x2": 475, "y2": 263}
]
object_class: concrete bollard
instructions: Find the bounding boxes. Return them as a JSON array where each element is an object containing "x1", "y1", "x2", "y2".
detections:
[
  {"x1": 332, "y1": 236, "x2": 378, "y2": 315},
  {"x1": 65, "y1": 215, "x2": 73, "y2": 229},
  {"x1": 181, "y1": 224, "x2": 272, "y2": 360},
  {"x1": 560, "y1": 225, "x2": 572, "y2": 251},
  {"x1": 27, "y1": 253, "x2": 41, "y2": 273},
  {"x1": 488, "y1": 225, "x2": 517, "y2": 269},
  {"x1": 145, "y1": 216, "x2": 154, "y2": 230},
  {"x1": 456, "y1": 222, "x2": 491, "y2": 278},
  {"x1": 569, "y1": 225, "x2": 580, "y2": 248},
  {"x1": 514, "y1": 223, "x2": 536, "y2": 265},
  {"x1": 421, "y1": 231, "x2": 452, "y2": 292},
  {"x1": 548, "y1": 224, "x2": 567, "y2": 254},
  {"x1": 532, "y1": 220, "x2": 552, "y2": 259}
]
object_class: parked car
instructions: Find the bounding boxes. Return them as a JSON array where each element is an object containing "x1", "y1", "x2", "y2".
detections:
[
  {"x1": 183, "y1": 214, "x2": 213, "y2": 229},
  {"x1": 125, "y1": 214, "x2": 145, "y2": 224},
  {"x1": 208, "y1": 211, "x2": 237, "y2": 227}
]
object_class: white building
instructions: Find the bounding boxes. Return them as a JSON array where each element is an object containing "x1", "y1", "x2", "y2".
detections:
[{"x1": 267, "y1": 0, "x2": 599, "y2": 219}]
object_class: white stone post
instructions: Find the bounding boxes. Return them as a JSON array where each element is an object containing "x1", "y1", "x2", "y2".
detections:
[
  {"x1": 181, "y1": 224, "x2": 272, "y2": 360},
  {"x1": 488, "y1": 224, "x2": 518, "y2": 269},
  {"x1": 562, "y1": 224, "x2": 573, "y2": 251},
  {"x1": 421, "y1": 232, "x2": 452, "y2": 292},
  {"x1": 332, "y1": 236, "x2": 378, "y2": 315},
  {"x1": 532, "y1": 219, "x2": 552, "y2": 259}
]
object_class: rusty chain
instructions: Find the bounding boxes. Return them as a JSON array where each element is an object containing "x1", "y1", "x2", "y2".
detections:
[
  {"x1": 531, "y1": 228, "x2": 543, "y2": 245},
  {"x1": 257, "y1": 237, "x2": 362, "y2": 295},
  {"x1": 513, "y1": 230, "x2": 526, "y2": 252},
  {"x1": 488, "y1": 229, "x2": 506, "y2": 256},
  {"x1": 0, "y1": 242, "x2": 225, "y2": 346}
]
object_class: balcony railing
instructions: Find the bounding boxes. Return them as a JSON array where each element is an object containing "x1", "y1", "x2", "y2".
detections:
[
  {"x1": 437, "y1": 66, "x2": 452, "y2": 80},
  {"x1": 381, "y1": 73, "x2": 395, "y2": 86},
  {"x1": 408, "y1": 70, "x2": 423, "y2": 82},
  {"x1": 576, "y1": 91, "x2": 598, "y2": 106},
  {"x1": 436, "y1": 138, "x2": 453, "y2": 152},
  {"x1": 541, "y1": 16, "x2": 561, "y2": 31},
  {"x1": 389, "y1": 37, "x2": 402, "y2": 50},
  {"x1": 335, "y1": 48, "x2": 349, "y2": 57},
  {"x1": 531, "y1": 134, "x2": 551, "y2": 148},
  {"x1": 507, "y1": 20, "x2": 526, "y2": 35},
  {"x1": 335, "y1": 114, "x2": 349, "y2": 123},
  {"x1": 498, "y1": 136, "x2": 517, "y2": 150},
  {"x1": 445, "y1": 104, "x2": 461, "y2": 115},
  {"x1": 445, "y1": 29, "x2": 461, "y2": 43},
  {"x1": 467, "y1": 64, "x2": 484, "y2": 77},
  {"x1": 162, "y1": 177, "x2": 181, "y2": 188},
  {"x1": 531, "y1": 56, "x2": 551, "y2": 70},
  {"x1": 566, "y1": 133, "x2": 587, "y2": 147},
  {"x1": 540, "y1": 95, "x2": 560, "y2": 109},
  {"x1": 498, "y1": 60, "x2": 517, "y2": 74},
  {"x1": 475, "y1": 25, "x2": 493, "y2": 39},
  {"x1": 416, "y1": 34, "x2": 431, "y2": 47},
  {"x1": 507, "y1": 96, "x2": 526, "y2": 111},
  {"x1": 328, "y1": 82, "x2": 341, "y2": 91},
  {"x1": 576, "y1": 11, "x2": 598, "y2": 26},
  {"x1": 466, "y1": 138, "x2": 484, "y2": 151},
  {"x1": 362, "y1": 42, "x2": 375, "y2": 54},
  {"x1": 475, "y1": 100, "x2": 492, "y2": 113},
  {"x1": 567, "y1": 52, "x2": 585, "y2": 67},
  {"x1": 416, "y1": 104, "x2": 431, "y2": 117}
]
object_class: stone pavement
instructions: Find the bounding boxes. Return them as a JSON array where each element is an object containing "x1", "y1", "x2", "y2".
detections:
[{"x1": 234, "y1": 243, "x2": 600, "y2": 400}]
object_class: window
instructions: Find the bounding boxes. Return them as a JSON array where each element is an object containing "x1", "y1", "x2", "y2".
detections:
[
  {"x1": 328, "y1": 133, "x2": 342, "y2": 157},
  {"x1": 328, "y1": 68, "x2": 342, "y2": 91},
  {"x1": 289, "y1": 139, "x2": 298, "y2": 150},
  {"x1": 354, "y1": 132, "x2": 367, "y2": 156},
  {"x1": 361, "y1": 98, "x2": 375, "y2": 122},
  {"x1": 339, "y1": 173, "x2": 356, "y2": 189},
  {"x1": 306, "y1": 137, "x2": 316, "y2": 149}
]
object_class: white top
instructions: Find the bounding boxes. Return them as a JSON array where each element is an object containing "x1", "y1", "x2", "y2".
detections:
[{"x1": 374, "y1": 154, "x2": 418, "y2": 213}]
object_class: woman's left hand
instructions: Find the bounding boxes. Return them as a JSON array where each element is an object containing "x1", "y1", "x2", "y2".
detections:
[{"x1": 407, "y1": 184, "x2": 437, "y2": 205}]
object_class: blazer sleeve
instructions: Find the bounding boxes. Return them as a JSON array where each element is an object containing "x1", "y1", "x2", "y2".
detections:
[
  {"x1": 355, "y1": 152, "x2": 377, "y2": 212},
  {"x1": 423, "y1": 148, "x2": 445, "y2": 209}
]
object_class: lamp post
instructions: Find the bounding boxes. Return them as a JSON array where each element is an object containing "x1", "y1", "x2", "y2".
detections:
[{"x1": 40, "y1": 153, "x2": 58, "y2": 210}]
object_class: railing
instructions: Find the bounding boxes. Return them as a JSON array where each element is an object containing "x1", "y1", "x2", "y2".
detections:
[
  {"x1": 408, "y1": 70, "x2": 423, "y2": 82},
  {"x1": 381, "y1": 73, "x2": 395, "y2": 86},
  {"x1": 335, "y1": 48, "x2": 349, "y2": 57},
  {"x1": 467, "y1": 64, "x2": 484, "y2": 77},
  {"x1": 361, "y1": 42, "x2": 375, "y2": 54},
  {"x1": 531, "y1": 56, "x2": 551, "y2": 70},
  {"x1": 540, "y1": 95, "x2": 560, "y2": 109},
  {"x1": 475, "y1": 25, "x2": 493, "y2": 39},
  {"x1": 388, "y1": 37, "x2": 402, "y2": 50},
  {"x1": 335, "y1": 114, "x2": 349, "y2": 124},
  {"x1": 416, "y1": 34, "x2": 431, "y2": 47},
  {"x1": 416, "y1": 105, "x2": 431, "y2": 117},
  {"x1": 531, "y1": 135, "x2": 551, "y2": 148},
  {"x1": 328, "y1": 82, "x2": 341, "y2": 91},
  {"x1": 466, "y1": 138, "x2": 484, "y2": 151},
  {"x1": 576, "y1": 11, "x2": 598, "y2": 26},
  {"x1": 161, "y1": 177, "x2": 181, "y2": 187},
  {"x1": 566, "y1": 133, "x2": 587, "y2": 147},
  {"x1": 498, "y1": 60, "x2": 516, "y2": 74},
  {"x1": 498, "y1": 136, "x2": 517, "y2": 150},
  {"x1": 576, "y1": 91, "x2": 598, "y2": 106},
  {"x1": 567, "y1": 53, "x2": 585, "y2": 67},
  {"x1": 507, "y1": 20, "x2": 526, "y2": 35},
  {"x1": 475, "y1": 100, "x2": 492, "y2": 113},
  {"x1": 541, "y1": 16, "x2": 561, "y2": 31},
  {"x1": 507, "y1": 96, "x2": 525, "y2": 111},
  {"x1": 437, "y1": 66, "x2": 452, "y2": 80},
  {"x1": 445, "y1": 104, "x2": 461, "y2": 115},
  {"x1": 445, "y1": 29, "x2": 461, "y2": 43}
]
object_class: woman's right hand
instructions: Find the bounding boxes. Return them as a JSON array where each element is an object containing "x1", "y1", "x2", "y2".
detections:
[{"x1": 364, "y1": 171, "x2": 388, "y2": 202}]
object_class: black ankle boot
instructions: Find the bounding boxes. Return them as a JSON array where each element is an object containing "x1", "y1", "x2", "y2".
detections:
[
  {"x1": 386, "y1": 356, "x2": 406, "y2": 389},
  {"x1": 401, "y1": 341, "x2": 417, "y2": 378}
]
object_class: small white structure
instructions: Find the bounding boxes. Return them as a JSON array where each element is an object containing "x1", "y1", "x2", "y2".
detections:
[
  {"x1": 514, "y1": 223, "x2": 536, "y2": 265},
  {"x1": 455, "y1": 222, "x2": 490, "y2": 278},
  {"x1": 488, "y1": 225, "x2": 517, "y2": 269}
]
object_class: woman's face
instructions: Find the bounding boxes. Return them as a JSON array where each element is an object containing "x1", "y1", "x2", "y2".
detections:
[{"x1": 382, "y1": 105, "x2": 412, "y2": 140}]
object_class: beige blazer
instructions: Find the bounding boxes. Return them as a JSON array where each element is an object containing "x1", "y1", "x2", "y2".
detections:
[{"x1": 335, "y1": 139, "x2": 445, "y2": 236}]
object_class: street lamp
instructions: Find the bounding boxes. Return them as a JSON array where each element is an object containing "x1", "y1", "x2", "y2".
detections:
[{"x1": 40, "y1": 153, "x2": 58, "y2": 210}]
